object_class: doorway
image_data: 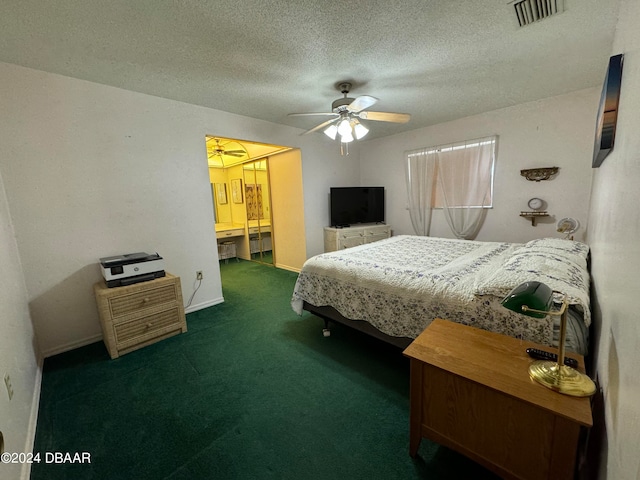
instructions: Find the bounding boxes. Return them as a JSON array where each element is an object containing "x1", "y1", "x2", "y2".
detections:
[{"x1": 206, "y1": 135, "x2": 307, "y2": 272}]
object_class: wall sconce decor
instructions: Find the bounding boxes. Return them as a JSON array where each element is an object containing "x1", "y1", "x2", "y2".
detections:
[{"x1": 520, "y1": 167, "x2": 559, "y2": 182}]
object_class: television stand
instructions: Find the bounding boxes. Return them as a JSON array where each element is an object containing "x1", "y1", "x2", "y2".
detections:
[{"x1": 323, "y1": 223, "x2": 391, "y2": 252}]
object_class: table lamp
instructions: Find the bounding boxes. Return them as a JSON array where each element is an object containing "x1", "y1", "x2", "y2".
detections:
[{"x1": 501, "y1": 281, "x2": 596, "y2": 397}]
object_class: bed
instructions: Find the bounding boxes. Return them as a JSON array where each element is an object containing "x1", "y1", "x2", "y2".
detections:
[{"x1": 291, "y1": 235, "x2": 591, "y2": 355}]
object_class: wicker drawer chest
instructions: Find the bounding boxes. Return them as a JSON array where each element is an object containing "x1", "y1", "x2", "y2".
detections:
[
  {"x1": 323, "y1": 223, "x2": 391, "y2": 252},
  {"x1": 94, "y1": 273, "x2": 187, "y2": 359}
]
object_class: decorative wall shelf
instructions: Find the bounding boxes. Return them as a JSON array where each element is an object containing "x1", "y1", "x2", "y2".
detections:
[
  {"x1": 520, "y1": 167, "x2": 559, "y2": 181},
  {"x1": 520, "y1": 211, "x2": 550, "y2": 226}
]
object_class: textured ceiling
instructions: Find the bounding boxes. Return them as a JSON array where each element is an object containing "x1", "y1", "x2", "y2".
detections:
[{"x1": 0, "y1": 0, "x2": 620, "y2": 140}]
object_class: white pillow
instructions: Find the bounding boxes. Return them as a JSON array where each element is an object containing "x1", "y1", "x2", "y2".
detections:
[{"x1": 475, "y1": 238, "x2": 591, "y2": 326}]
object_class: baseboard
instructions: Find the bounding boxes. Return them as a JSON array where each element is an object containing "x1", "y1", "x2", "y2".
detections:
[
  {"x1": 40, "y1": 297, "x2": 225, "y2": 357},
  {"x1": 274, "y1": 263, "x2": 301, "y2": 274},
  {"x1": 185, "y1": 297, "x2": 224, "y2": 314},
  {"x1": 21, "y1": 357, "x2": 43, "y2": 480},
  {"x1": 41, "y1": 333, "x2": 103, "y2": 359}
]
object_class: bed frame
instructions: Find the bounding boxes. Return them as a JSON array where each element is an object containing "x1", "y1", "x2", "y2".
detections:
[{"x1": 302, "y1": 301, "x2": 413, "y2": 349}]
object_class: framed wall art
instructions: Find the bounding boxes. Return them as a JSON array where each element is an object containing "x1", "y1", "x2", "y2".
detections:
[
  {"x1": 592, "y1": 53, "x2": 624, "y2": 168},
  {"x1": 231, "y1": 178, "x2": 244, "y2": 203},
  {"x1": 215, "y1": 183, "x2": 228, "y2": 205}
]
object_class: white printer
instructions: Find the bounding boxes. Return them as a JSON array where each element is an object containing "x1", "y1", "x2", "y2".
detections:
[{"x1": 99, "y1": 252, "x2": 165, "y2": 288}]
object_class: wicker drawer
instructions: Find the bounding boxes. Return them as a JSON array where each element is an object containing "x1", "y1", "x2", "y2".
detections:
[
  {"x1": 324, "y1": 224, "x2": 392, "y2": 252},
  {"x1": 94, "y1": 273, "x2": 187, "y2": 359},
  {"x1": 339, "y1": 230, "x2": 365, "y2": 239},
  {"x1": 115, "y1": 307, "x2": 183, "y2": 347},
  {"x1": 365, "y1": 233, "x2": 390, "y2": 244},
  {"x1": 364, "y1": 226, "x2": 391, "y2": 237},
  {"x1": 218, "y1": 241, "x2": 237, "y2": 260},
  {"x1": 340, "y1": 236, "x2": 365, "y2": 249},
  {"x1": 108, "y1": 284, "x2": 177, "y2": 318}
]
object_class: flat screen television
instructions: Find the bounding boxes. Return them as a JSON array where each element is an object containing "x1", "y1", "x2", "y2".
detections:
[{"x1": 330, "y1": 187, "x2": 385, "y2": 227}]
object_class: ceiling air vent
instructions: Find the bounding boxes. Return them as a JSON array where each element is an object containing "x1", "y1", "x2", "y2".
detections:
[{"x1": 511, "y1": 0, "x2": 564, "y2": 27}]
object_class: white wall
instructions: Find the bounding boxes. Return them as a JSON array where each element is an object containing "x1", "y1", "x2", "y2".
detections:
[
  {"x1": 359, "y1": 89, "x2": 598, "y2": 244},
  {"x1": 587, "y1": 0, "x2": 640, "y2": 478},
  {"x1": 300, "y1": 142, "x2": 362, "y2": 241},
  {"x1": 0, "y1": 62, "x2": 357, "y2": 358},
  {"x1": 0, "y1": 169, "x2": 40, "y2": 480},
  {"x1": 268, "y1": 149, "x2": 308, "y2": 272}
]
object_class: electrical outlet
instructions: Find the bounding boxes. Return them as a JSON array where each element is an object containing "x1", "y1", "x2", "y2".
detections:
[
  {"x1": 4, "y1": 374, "x2": 13, "y2": 401},
  {"x1": 196, "y1": 271, "x2": 203, "y2": 280}
]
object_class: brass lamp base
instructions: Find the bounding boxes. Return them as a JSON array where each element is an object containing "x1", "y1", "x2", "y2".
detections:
[{"x1": 528, "y1": 361, "x2": 596, "y2": 397}]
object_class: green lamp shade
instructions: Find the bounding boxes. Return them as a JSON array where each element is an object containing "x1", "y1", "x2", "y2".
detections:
[{"x1": 501, "y1": 281, "x2": 553, "y2": 319}]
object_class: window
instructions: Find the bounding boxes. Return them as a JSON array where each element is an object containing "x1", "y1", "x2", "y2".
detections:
[{"x1": 407, "y1": 136, "x2": 496, "y2": 209}]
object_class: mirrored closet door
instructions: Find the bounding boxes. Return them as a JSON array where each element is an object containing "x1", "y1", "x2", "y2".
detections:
[{"x1": 243, "y1": 159, "x2": 274, "y2": 264}]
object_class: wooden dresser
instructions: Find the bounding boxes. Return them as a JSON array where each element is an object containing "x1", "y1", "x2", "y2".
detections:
[
  {"x1": 403, "y1": 319, "x2": 592, "y2": 480},
  {"x1": 94, "y1": 273, "x2": 187, "y2": 359}
]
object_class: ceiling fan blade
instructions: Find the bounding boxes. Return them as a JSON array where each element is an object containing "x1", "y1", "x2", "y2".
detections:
[
  {"x1": 302, "y1": 117, "x2": 340, "y2": 135},
  {"x1": 208, "y1": 150, "x2": 246, "y2": 157},
  {"x1": 358, "y1": 111, "x2": 411, "y2": 123},
  {"x1": 288, "y1": 112, "x2": 339, "y2": 117},
  {"x1": 348, "y1": 95, "x2": 378, "y2": 113}
]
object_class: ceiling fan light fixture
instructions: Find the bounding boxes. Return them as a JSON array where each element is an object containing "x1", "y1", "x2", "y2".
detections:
[
  {"x1": 324, "y1": 124, "x2": 338, "y2": 140},
  {"x1": 337, "y1": 118, "x2": 352, "y2": 137},
  {"x1": 352, "y1": 120, "x2": 369, "y2": 140},
  {"x1": 289, "y1": 81, "x2": 410, "y2": 154},
  {"x1": 340, "y1": 131, "x2": 354, "y2": 143}
]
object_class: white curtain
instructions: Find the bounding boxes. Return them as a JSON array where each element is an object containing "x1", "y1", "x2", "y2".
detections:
[
  {"x1": 405, "y1": 148, "x2": 437, "y2": 236},
  {"x1": 436, "y1": 136, "x2": 496, "y2": 239}
]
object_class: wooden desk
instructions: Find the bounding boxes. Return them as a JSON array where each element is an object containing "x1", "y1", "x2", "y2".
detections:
[{"x1": 403, "y1": 319, "x2": 592, "y2": 480}]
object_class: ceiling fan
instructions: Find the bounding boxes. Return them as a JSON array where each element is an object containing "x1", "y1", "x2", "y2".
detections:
[
  {"x1": 288, "y1": 82, "x2": 410, "y2": 148},
  {"x1": 207, "y1": 138, "x2": 248, "y2": 160}
]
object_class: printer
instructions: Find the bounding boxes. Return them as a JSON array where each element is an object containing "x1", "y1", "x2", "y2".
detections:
[{"x1": 99, "y1": 252, "x2": 165, "y2": 288}]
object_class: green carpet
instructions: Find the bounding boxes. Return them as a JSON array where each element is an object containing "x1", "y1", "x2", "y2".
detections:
[{"x1": 31, "y1": 259, "x2": 498, "y2": 480}]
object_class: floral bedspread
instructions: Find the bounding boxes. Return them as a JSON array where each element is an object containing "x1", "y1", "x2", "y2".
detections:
[{"x1": 291, "y1": 235, "x2": 569, "y2": 346}]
